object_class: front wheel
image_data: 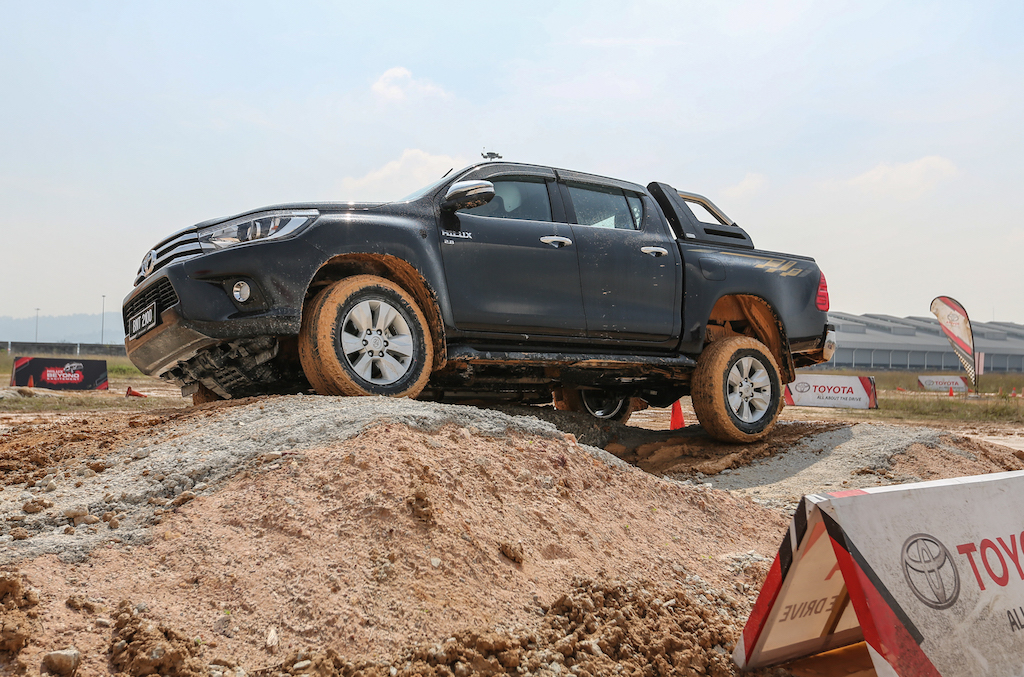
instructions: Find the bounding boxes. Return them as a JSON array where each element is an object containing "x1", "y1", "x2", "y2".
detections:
[
  {"x1": 690, "y1": 336, "x2": 782, "y2": 443},
  {"x1": 298, "y1": 275, "x2": 433, "y2": 398}
]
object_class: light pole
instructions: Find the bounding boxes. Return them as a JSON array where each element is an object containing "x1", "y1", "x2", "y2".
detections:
[
  {"x1": 34, "y1": 308, "x2": 40, "y2": 343},
  {"x1": 101, "y1": 295, "x2": 106, "y2": 344}
]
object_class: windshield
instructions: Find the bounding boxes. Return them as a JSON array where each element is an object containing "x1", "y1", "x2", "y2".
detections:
[{"x1": 399, "y1": 172, "x2": 454, "y2": 202}]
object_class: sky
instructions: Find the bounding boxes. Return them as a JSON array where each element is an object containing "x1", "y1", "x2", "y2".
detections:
[{"x1": 2, "y1": 0, "x2": 1022, "y2": 330}]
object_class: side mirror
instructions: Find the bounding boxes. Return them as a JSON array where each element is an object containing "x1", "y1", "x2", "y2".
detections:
[{"x1": 441, "y1": 180, "x2": 494, "y2": 212}]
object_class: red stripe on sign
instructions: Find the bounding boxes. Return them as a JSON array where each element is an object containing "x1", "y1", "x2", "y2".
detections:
[
  {"x1": 829, "y1": 535, "x2": 941, "y2": 677},
  {"x1": 14, "y1": 357, "x2": 31, "y2": 370},
  {"x1": 97, "y1": 380, "x2": 109, "y2": 390},
  {"x1": 742, "y1": 553, "x2": 784, "y2": 663},
  {"x1": 859, "y1": 377, "x2": 878, "y2": 409},
  {"x1": 784, "y1": 385, "x2": 794, "y2": 406}
]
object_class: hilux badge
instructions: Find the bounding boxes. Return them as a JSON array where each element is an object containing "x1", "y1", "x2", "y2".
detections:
[{"x1": 442, "y1": 230, "x2": 472, "y2": 239}]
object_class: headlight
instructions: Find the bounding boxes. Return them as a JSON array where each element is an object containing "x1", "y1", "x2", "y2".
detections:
[{"x1": 198, "y1": 209, "x2": 319, "y2": 252}]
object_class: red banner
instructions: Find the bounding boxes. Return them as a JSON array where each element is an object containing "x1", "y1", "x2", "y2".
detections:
[{"x1": 9, "y1": 357, "x2": 109, "y2": 391}]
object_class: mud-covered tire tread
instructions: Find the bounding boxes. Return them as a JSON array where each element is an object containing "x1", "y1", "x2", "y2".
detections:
[
  {"x1": 691, "y1": 336, "x2": 781, "y2": 444},
  {"x1": 298, "y1": 275, "x2": 433, "y2": 398}
]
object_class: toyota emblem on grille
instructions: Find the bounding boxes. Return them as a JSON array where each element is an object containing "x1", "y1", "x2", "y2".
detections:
[
  {"x1": 902, "y1": 533, "x2": 960, "y2": 609},
  {"x1": 141, "y1": 250, "x2": 158, "y2": 277}
]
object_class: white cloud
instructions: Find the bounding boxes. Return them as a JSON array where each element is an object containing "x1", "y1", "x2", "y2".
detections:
[
  {"x1": 848, "y1": 156, "x2": 959, "y2": 199},
  {"x1": 720, "y1": 172, "x2": 767, "y2": 200},
  {"x1": 338, "y1": 149, "x2": 472, "y2": 201},
  {"x1": 371, "y1": 67, "x2": 448, "y2": 101}
]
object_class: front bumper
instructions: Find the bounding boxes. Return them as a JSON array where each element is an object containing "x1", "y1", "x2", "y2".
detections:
[{"x1": 122, "y1": 239, "x2": 321, "y2": 376}]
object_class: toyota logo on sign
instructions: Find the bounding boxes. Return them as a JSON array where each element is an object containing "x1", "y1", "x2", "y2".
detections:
[
  {"x1": 902, "y1": 533, "x2": 960, "y2": 610},
  {"x1": 795, "y1": 381, "x2": 811, "y2": 393}
]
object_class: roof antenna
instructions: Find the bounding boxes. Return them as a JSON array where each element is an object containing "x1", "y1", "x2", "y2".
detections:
[{"x1": 481, "y1": 148, "x2": 502, "y2": 161}]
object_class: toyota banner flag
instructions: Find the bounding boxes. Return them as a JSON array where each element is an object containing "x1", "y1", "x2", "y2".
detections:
[{"x1": 929, "y1": 296, "x2": 976, "y2": 387}]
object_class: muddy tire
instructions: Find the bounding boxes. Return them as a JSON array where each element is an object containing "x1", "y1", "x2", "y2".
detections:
[
  {"x1": 554, "y1": 386, "x2": 638, "y2": 424},
  {"x1": 191, "y1": 383, "x2": 223, "y2": 406},
  {"x1": 298, "y1": 275, "x2": 433, "y2": 398},
  {"x1": 691, "y1": 336, "x2": 782, "y2": 443}
]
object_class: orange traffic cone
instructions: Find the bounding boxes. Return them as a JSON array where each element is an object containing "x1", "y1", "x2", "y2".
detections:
[
  {"x1": 949, "y1": 386, "x2": 954, "y2": 397},
  {"x1": 670, "y1": 400, "x2": 685, "y2": 430},
  {"x1": 125, "y1": 387, "x2": 148, "y2": 398},
  {"x1": 26, "y1": 375, "x2": 33, "y2": 388}
]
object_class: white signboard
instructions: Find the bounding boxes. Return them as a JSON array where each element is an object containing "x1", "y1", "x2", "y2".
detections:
[
  {"x1": 735, "y1": 471, "x2": 1024, "y2": 676},
  {"x1": 917, "y1": 375, "x2": 969, "y2": 392},
  {"x1": 784, "y1": 375, "x2": 877, "y2": 409}
]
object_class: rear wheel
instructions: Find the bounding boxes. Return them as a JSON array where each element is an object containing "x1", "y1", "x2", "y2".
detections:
[
  {"x1": 691, "y1": 336, "x2": 782, "y2": 443},
  {"x1": 554, "y1": 386, "x2": 637, "y2": 424},
  {"x1": 299, "y1": 275, "x2": 432, "y2": 398}
]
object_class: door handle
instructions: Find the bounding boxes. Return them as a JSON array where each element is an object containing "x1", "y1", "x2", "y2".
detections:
[
  {"x1": 641, "y1": 246, "x2": 668, "y2": 257},
  {"x1": 540, "y1": 236, "x2": 573, "y2": 248}
]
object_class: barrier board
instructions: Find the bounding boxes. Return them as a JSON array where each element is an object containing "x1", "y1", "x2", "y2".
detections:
[
  {"x1": 917, "y1": 375, "x2": 969, "y2": 393},
  {"x1": 734, "y1": 470, "x2": 1024, "y2": 676},
  {"x1": 784, "y1": 375, "x2": 877, "y2": 409},
  {"x1": 9, "y1": 357, "x2": 108, "y2": 391}
]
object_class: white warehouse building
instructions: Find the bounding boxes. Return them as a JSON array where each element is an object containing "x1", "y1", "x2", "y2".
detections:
[{"x1": 821, "y1": 312, "x2": 1024, "y2": 372}]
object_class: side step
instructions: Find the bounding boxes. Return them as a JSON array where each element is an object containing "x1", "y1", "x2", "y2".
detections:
[{"x1": 446, "y1": 346, "x2": 698, "y2": 371}]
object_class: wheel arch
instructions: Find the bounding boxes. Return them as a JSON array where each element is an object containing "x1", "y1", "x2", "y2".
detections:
[
  {"x1": 704, "y1": 293, "x2": 794, "y2": 383},
  {"x1": 305, "y1": 253, "x2": 447, "y2": 370}
]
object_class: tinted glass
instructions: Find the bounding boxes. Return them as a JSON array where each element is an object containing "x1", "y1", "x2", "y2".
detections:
[
  {"x1": 567, "y1": 184, "x2": 637, "y2": 230},
  {"x1": 461, "y1": 179, "x2": 552, "y2": 222}
]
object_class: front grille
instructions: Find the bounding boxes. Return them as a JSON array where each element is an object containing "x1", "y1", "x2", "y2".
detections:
[
  {"x1": 134, "y1": 228, "x2": 203, "y2": 286},
  {"x1": 123, "y1": 278, "x2": 179, "y2": 332}
]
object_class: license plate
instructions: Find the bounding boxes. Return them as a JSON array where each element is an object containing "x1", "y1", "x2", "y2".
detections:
[{"x1": 128, "y1": 302, "x2": 157, "y2": 340}]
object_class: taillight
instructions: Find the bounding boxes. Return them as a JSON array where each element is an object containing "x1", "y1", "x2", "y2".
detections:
[{"x1": 815, "y1": 272, "x2": 830, "y2": 311}]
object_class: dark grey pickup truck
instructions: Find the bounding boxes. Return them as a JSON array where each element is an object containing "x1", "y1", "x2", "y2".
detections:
[{"x1": 123, "y1": 161, "x2": 835, "y2": 442}]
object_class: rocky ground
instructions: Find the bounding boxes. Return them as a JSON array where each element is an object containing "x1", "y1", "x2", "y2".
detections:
[{"x1": 1, "y1": 385, "x2": 1022, "y2": 677}]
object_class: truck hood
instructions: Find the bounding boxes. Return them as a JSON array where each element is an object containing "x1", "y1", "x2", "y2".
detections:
[{"x1": 192, "y1": 201, "x2": 389, "y2": 230}]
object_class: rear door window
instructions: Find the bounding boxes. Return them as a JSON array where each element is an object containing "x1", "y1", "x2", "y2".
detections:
[{"x1": 566, "y1": 184, "x2": 640, "y2": 230}]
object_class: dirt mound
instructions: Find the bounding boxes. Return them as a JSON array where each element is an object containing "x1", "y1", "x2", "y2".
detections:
[
  {"x1": 0, "y1": 572, "x2": 40, "y2": 665},
  {"x1": 6, "y1": 404, "x2": 788, "y2": 675},
  {"x1": 889, "y1": 433, "x2": 1024, "y2": 481}
]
